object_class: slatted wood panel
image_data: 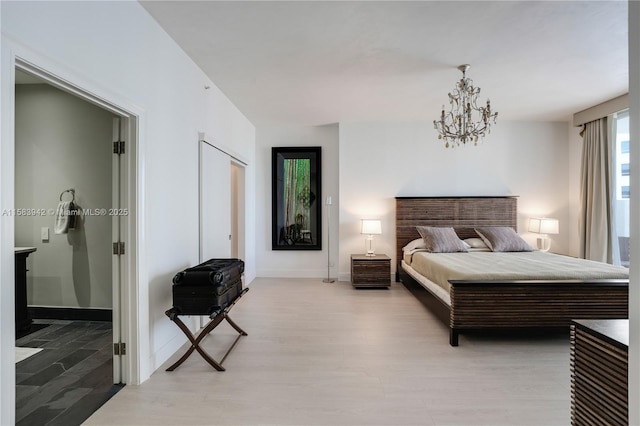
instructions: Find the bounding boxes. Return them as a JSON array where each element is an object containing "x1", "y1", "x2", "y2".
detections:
[
  {"x1": 450, "y1": 281, "x2": 629, "y2": 329},
  {"x1": 351, "y1": 255, "x2": 391, "y2": 287},
  {"x1": 571, "y1": 323, "x2": 628, "y2": 426},
  {"x1": 395, "y1": 197, "x2": 517, "y2": 262}
]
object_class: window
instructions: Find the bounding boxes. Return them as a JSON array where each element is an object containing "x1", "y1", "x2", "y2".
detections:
[
  {"x1": 613, "y1": 110, "x2": 630, "y2": 266},
  {"x1": 622, "y1": 163, "x2": 630, "y2": 176},
  {"x1": 621, "y1": 140, "x2": 630, "y2": 154},
  {"x1": 622, "y1": 186, "x2": 630, "y2": 199},
  {"x1": 615, "y1": 110, "x2": 630, "y2": 200}
]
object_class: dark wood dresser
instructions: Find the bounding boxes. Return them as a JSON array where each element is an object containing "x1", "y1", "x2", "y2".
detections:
[
  {"x1": 570, "y1": 319, "x2": 628, "y2": 425},
  {"x1": 15, "y1": 247, "x2": 37, "y2": 333},
  {"x1": 350, "y1": 254, "x2": 390, "y2": 288}
]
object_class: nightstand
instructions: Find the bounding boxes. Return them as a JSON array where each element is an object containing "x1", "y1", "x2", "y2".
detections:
[{"x1": 350, "y1": 254, "x2": 391, "y2": 288}]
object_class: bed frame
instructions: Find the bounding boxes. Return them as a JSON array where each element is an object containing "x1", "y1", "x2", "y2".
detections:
[{"x1": 395, "y1": 196, "x2": 629, "y2": 346}]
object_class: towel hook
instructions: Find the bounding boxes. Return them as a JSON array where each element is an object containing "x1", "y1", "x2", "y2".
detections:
[{"x1": 60, "y1": 188, "x2": 75, "y2": 202}]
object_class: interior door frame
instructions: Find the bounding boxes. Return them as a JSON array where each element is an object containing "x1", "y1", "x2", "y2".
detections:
[
  {"x1": 1, "y1": 44, "x2": 145, "y2": 399},
  {"x1": 112, "y1": 116, "x2": 128, "y2": 383}
]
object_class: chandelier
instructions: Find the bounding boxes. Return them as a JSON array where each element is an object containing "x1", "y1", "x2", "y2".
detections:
[{"x1": 433, "y1": 64, "x2": 498, "y2": 148}]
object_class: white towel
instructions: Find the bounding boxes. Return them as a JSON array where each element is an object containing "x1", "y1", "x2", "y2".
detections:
[
  {"x1": 54, "y1": 201, "x2": 71, "y2": 234},
  {"x1": 15, "y1": 347, "x2": 43, "y2": 363}
]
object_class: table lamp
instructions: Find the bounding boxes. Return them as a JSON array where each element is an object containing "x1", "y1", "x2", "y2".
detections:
[{"x1": 528, "y1": 217, "x2": 559, "y2": 252}]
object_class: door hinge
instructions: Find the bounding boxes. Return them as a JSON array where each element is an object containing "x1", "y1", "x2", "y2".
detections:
[
  {"x1": 113, "y1": 140, "x2": 125, "y2": 155},
  {"x1": 113, "y1": 241, "x2": 125, "y2": 255},
  {"x1": 113, "y1": 342, "x2": 126, "y2": 356}
]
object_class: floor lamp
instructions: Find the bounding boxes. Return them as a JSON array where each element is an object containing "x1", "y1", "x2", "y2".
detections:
[{"x1": 323, "y1": 196, "x2": 335, "y2": 283}]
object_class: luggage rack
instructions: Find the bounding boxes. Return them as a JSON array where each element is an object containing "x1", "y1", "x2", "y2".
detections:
[{"x1": 165, "y1": 287, "x2": 249, "y2": 371}]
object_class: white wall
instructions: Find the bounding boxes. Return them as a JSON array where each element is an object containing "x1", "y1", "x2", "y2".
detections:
[
  {"x1": 255, "y1": 124, "x2": 339, "y2": 278},
  {"x1": 338, "y1": 121, "x2": 571, "y2": 281},
  {"x1": 15, "y1": 84, "x2": 114, "y2": 309},
  {"x1": 1, "y1": 2, "x2": 256, "y2": 423},
  {"x1": 255, "y1": 121, "x2": 573, "y2": 282}
]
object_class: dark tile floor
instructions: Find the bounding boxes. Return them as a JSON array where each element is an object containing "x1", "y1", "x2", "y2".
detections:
[{"x1": 15, "y1": 320, "x2": 123, "y2": 426}]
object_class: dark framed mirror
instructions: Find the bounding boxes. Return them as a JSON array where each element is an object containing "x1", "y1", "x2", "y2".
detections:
[{"x1": 272, "y1": 147, "x2": 322, "y2": 250}]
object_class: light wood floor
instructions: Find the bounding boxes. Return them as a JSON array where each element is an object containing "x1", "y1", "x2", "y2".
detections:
[{"x1": 85, "y1": 278, "x2": 570, "y2": 425}]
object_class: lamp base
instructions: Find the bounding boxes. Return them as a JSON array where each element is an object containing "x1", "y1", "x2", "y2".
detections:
[
  {"x1": 322, "y1": 278, "x2": 335, "y2": 283},
  {"x1": 365, "y1": 236, "x2": 376, "y2": 256},
  {"x1": 536, "y1": 237, "x2": 551, "y2": 252}
]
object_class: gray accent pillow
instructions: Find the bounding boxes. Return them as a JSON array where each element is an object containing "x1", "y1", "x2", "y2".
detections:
[
  {"x1": 474, "y1": 227, "x2": 534, "y2": 252},
  {"x1": 416, "y1": 226, "x2": 468, "y2": 253}
]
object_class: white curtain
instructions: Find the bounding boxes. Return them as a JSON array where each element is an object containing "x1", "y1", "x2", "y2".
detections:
[{"x1": 579, "y1": 117, "x2": 619, "y2": 263}]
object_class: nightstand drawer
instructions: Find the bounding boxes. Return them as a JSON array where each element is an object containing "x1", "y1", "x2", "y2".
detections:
[{"x1": 351, "y1": 254, "x2": 390, "y2": 287}]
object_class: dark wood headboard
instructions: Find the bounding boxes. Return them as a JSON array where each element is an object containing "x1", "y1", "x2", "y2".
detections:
[{"x1": 395, "y1": 196, "x2": 518, "y2": 262}]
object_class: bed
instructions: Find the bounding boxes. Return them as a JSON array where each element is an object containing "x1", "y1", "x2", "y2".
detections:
[{"x1": 395, "y1": 196, "x2": 629, "y2": 346}]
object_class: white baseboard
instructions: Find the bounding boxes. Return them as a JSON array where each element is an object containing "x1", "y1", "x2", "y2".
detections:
[{"x1": 256, "y1": 268, "x2": 334, "y2": 278}]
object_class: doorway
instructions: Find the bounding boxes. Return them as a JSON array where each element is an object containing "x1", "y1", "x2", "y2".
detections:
[
  {"x1": 12, "y1": 64, "x2": 135, "y2": 423},
  {"x1": 199, "y1": 139, "x2": 246, "y2": 263},
  {"x1": 230, "y1": 161, "x2": 246, "y2": 260},
  {"x1": 14, "y1": 70, "x2": 116, "y2": 317}
]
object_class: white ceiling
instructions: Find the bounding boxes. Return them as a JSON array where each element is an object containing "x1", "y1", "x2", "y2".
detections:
[{"x1": 140, "y1": 1, "x2": 628, "y2": 126}]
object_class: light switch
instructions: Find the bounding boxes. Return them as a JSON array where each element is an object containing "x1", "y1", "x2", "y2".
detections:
[{"x1": 41, "y1": 227, "x2": 49, "y2": 242}]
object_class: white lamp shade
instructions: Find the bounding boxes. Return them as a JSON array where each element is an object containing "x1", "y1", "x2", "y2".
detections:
[
  {"x1": 528, "y1": 217, "x2": 559, "y2": 235},
  {"x1": 360, "y1": 219, "x2": 382, "y2": 235}
]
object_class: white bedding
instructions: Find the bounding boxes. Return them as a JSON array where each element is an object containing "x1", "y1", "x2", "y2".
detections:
[
  {"x1": 401, "y1": 260, "x2": 451, "y2": 306},
  {"x1": 405, "y1": 250, "x2": 629, "y2": 296}
]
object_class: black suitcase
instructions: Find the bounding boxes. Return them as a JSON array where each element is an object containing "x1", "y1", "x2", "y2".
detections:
[
  {"x1": 171, "y1": 259, "x2": 244, "y2": 315},
  {"x1": 172, "y1": 258, "x2": 244, "y2": 286}
]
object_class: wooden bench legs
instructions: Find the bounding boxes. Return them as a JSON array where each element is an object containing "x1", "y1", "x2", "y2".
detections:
[{"x1": 165, "y1": 288, "x2": 248, "y2": 371}]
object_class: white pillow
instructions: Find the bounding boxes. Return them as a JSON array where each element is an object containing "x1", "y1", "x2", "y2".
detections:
[
  {"x1": 464, "y1": 238, "x2": 488, "y2": 248},
  {"x1": 467, "y1": 246, "x2": 492, "y2": 252},
  {"x1": 402, "y1": 238, "x2": 426, "y2": 252}
]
